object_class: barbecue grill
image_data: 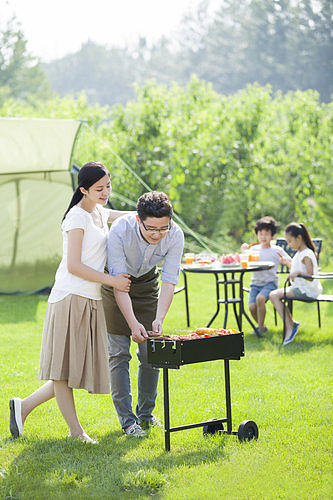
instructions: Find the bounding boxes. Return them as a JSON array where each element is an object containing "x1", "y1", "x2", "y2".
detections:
[{"x1": 148, "y1": 332, "x2": 259, "y2": 451}]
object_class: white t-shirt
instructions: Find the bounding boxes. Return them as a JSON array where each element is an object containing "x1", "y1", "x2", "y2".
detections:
[
  {"x1": 291, "y1": 247, "x2": 322, "y2": 298},
  {"x1": 250, "y1": 244, "x2": 289, "y2": 286},
  {"x1": 48, "y1": 205, "x2": 109, "y2": 303}
]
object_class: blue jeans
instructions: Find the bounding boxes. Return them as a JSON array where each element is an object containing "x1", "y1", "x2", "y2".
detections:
[
  {"x1": 108, "y1": 333, "x2": 160, "y2": 429},
  {"x1": 249, "y1": 282, "x2": 277, "y2": 304}
]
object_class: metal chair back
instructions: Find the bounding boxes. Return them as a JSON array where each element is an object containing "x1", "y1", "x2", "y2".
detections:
[{"x1": 276, "y1": 237, "x2": 322, "y2": 273}]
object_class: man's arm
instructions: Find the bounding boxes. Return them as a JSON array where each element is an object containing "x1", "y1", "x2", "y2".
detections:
[
  {"x1": 114, "y1": 290, "x2": 148, "y2": 343},
  {"x1": 152, "y1": 227, "x2": 184, "y2": 334},
  {"x1": 151, "y1": 282, "x2": 175, "y2": 335}
]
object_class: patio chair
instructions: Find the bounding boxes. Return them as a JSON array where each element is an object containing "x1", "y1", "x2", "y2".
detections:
[{"x1": 282, "y1": 273, "x2": 333, "y2": 342}]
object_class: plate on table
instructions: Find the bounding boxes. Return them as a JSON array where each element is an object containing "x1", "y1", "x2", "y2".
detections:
[
  {"x1": 248, "y1": 260, "x2": 274, "y2": 267},
  {"x1": 219, "y1": 262, "x2": 241, "y2": 267}
]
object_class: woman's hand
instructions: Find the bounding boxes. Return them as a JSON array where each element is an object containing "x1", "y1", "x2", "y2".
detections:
[
  {"x1": 288, "y1": 271, "x2": 299, "y2": 282},
  {"x1": 131, "y1": 322, "x2": 148, "y2": 343},
  {"x1": 109, "y1": 273, "x2": 131, "y2": 292}
]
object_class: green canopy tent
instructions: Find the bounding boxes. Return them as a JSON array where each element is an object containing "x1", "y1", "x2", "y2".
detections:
[{"x1": 0, "y1": 118, "x2": 82, "y2": 294}]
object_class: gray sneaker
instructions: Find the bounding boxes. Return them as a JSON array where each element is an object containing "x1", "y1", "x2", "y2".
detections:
[
  {"x1": 139, "y1": 415, "x2": 161, "y2": 429},
  {"x1": 123, "y1": 423, "x2": 146, "y2": 437},
  {"x1": 251, "y1": 326, "x2": 268, "y2": 338}
]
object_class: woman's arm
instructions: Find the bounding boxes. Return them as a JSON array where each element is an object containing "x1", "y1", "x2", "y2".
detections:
[
  {"x1": 289, "y1": 256, "x2": 314, "y2": 281},
  {"x1": 107, "y1": 209, "x2": 136, "y2": 224},
  {"x1": 67, "y1": 228, "x2": 131, "y2": 291}
]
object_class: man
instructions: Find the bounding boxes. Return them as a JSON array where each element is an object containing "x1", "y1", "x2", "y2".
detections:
[{"x1": 102, "y1": 191, "x2": 184, "y2": 437}]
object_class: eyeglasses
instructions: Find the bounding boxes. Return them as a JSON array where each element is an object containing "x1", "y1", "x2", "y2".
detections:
[{"x1": 140, "y1": 219, "x2": 171, "y2": 234}]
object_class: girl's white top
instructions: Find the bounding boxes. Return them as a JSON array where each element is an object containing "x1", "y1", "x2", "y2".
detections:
[
  {"x1": 291, "y1": 247, "x2": 322, "y2": 298},
  {"x1": 48, "y1": 205, "x2": 109, "y2": 303}
]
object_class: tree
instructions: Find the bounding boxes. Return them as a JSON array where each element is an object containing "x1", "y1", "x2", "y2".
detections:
[
  {"x1": 178, "y1": 0, "x2": 333, "y2": 102},
  {"x1": 0, "y1": 17, "x2": 51, "y2": 103}
]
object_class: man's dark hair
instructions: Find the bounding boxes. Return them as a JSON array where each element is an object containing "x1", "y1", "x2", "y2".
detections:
[
  {"x1": 137, "y1": 191, "x2": 173, "y2": 220},
  {"x1": 254, "y1": 216, "x2": 278, "y2": 236}
]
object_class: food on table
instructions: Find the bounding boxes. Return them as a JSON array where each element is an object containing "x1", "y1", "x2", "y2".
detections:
[
  {"x1": 196, "y1": 253, "x2": 217, "y2": 264},
  {"x1": 219, "y1": 253, "x2": 241, "y2": 265},
  {"x1": 183, "y1": 253, "x2": 218, "y2": 266}
]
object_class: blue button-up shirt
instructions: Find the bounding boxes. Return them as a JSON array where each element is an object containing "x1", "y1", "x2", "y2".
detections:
[{"x1": 107, "y1": 214, "x2": 184, "y2": 285}]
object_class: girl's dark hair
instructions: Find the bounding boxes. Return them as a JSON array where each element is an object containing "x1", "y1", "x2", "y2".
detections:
[
  {"x1": 285, "y1": 222, "x2": 316, "y2": 253},
  {"x1": 254, "y1": 216, "x2": 278, "y2": 236},
  {"x1": 62, "y1": 161, "x2": 109, "y2": 221},
  {"x1": 137, "y1": 191, "x2": 173, "y2": 220}
]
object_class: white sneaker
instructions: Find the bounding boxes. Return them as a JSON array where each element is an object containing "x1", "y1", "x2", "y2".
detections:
[{"x1": 123, "y1": 423, "x2": 146, "y2": 437}]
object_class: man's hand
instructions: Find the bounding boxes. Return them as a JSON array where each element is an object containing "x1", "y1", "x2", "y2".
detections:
[
  {"x1": 131, "y1": 322, "x2": 148, "y2": 343},
  {"x1": 152, "y1": 319, "x2": 163, "y2": 335}
]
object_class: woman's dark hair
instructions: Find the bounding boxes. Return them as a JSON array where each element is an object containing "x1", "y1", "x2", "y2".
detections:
[
  {"x1": 285, "y1": 222, "x2": 316, "y2": 253},
  {"x1": 254, "y1": 216, "x2": 278, "y2": 236},
  {"x1": 62, "y1": 161, "x2": 109, "y2": 221},
  {"x1": 137, "y1": 191, "x2": 173, "y2": 220}
]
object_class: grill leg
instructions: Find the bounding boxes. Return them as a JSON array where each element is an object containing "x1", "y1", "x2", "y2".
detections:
[
  {"x1": 163, "y1": 368, "x2": 171, "y2": 451},
  {"x1": 224, "y1": 360, "x2": 232, "y2": 434}
]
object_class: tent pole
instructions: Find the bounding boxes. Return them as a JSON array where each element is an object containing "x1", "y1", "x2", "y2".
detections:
[{"x1": 10, "y1": 180, "x2": 21, "y2": 269}]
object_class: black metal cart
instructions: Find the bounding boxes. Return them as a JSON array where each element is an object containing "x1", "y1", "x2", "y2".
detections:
[{"x1": 147, "y1": 333, "x2": 259, "y2": 451}]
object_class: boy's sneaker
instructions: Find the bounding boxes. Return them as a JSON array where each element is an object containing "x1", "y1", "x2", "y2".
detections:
[
  {"x1": 139, "y1": 415, "x2": 161, "y2": 429},
  {"x1": 254, "y1": 326, "x2": 268, "y2": 338},
  {"x1": 123, "y1": 423, "x2": 146, "y2": 437}
]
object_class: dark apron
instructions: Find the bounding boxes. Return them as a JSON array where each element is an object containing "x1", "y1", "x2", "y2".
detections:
[{"x1": 101, "y1": 267, "x2": 159, "y2": 336}]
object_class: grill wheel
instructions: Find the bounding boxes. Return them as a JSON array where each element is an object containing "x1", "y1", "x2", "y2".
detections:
[
  {"x1": 203, "y1": 419, "x2": 224, "y2": 436},
  {"x1": 237, "y1": 420, "x2": 259, "y2": 442}
]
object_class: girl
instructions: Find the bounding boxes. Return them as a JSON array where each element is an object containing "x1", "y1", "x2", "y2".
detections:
[
  {"x1": 9, "y1": 161, "x2": 131, "y2": 443},
  {"x1": 269, "y1": 222, "x2": 322, "y2": 345}
]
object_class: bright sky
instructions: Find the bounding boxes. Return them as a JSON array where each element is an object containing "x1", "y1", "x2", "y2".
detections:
[{"x1": 2, "y1": 0, "x2": 222, "y2": 62}]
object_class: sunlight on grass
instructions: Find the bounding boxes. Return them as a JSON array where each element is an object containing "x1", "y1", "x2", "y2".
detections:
[{"x1": 0, "y1": 271, "x2": 332, "y2": 498}]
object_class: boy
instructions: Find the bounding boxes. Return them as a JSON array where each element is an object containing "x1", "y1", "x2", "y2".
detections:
[
  {"x1": 241, "y1": 216, "x2": 290, "y2": 337},
  {"x1": 102, "y1": 191, "x2": 184, "y2": 436}
]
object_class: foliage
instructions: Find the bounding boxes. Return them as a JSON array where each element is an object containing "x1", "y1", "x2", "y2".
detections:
[
  {"x1": 1, "y1": 81, "x2": 332, "y2": 255},
  {"x1": 0, "y1": 17, "x2": 51, "y2": 104},
  {"x1": 43, "y1": 0, "x2": 333, "y2": 105},
  {"x1": 181, "y1": 0, "x2": 333, "y2": 102}
]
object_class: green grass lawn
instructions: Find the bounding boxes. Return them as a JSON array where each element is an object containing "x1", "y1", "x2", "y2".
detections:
[{"x1": 0, "y1": 272, "x2": 332, "y2": 499}]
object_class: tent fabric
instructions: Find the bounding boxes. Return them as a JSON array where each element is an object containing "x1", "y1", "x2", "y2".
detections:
[
  {"x1": 0, "y1": 118, "x2": 81, "y2": 175},
  {"x1": 1, "y1": 118, "x2": 82, "y2": 294}
]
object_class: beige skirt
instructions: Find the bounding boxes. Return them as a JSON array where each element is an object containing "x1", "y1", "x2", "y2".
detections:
[{"x1": 39, "y1": 294, "x2": 110, "y2": 394}]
